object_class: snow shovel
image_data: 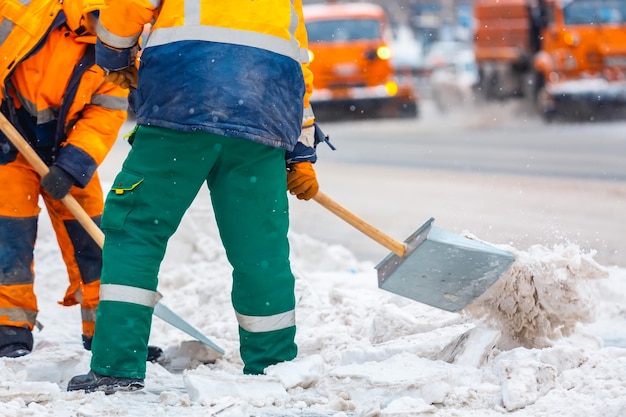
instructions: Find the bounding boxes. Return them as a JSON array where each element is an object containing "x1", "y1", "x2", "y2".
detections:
[
  {"x1": 0, "y1": 112, "x2": 224, "y2": 354},
  {"x1": 312, "y1": 191, "x2": 515, "y2": 312}
]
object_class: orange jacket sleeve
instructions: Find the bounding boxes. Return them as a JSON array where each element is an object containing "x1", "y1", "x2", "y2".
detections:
[
  {"x1": 98, "y1": 0, "x2": 157, "y2": 48},
  {"x1": 55, "y1": 76, "x2": 128, "y2": 187},
  {"x1": 96, "y1": 0, "x2": 157, "y2": 70}
]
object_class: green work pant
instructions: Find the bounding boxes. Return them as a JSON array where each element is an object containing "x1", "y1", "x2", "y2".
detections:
[{"x1": 91, "y1": 126, "x2": 297, "y2": 378}]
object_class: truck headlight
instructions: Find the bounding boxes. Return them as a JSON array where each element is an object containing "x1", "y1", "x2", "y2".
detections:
[
  {"x1": 563, "y1": 32, "x2": 580, "y2": 47},
  {"x1": 377, "y1": 46, "x2": 392, "y2": 60}
]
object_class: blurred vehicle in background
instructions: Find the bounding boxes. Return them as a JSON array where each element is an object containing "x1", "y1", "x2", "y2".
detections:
[
  {"x1": 430, "y1": 49, "x2": 479, "y2": 112},
  {"x1": 423, "y1": 40, "x2": 472, "y2": 75},
  {"x1": 304, "y1": 2, "x2": 418, "y2": 120},
  {"x1": 474, "y1": 0, "x2": 626, "y2": 121}
]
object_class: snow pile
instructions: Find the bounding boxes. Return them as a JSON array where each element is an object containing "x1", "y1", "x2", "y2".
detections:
[
  {"x1": 0, "y1": 204, "x2": 625, "y2": 416},
  {"x1": 468, "y1": 243, "x2": 609, "y2": 349}
]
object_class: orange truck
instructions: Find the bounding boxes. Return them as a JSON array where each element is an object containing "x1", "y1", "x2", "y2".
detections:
[
  {"x1": 474, "y1": 0, "x2": 626, "y2": 120},
  {"x1": 303, "y1": 2, "x2": 418, "y2": 120}
]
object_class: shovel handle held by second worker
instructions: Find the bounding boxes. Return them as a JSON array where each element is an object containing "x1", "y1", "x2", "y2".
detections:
[
  {"x1": 0, "y1": 112, "x2": 106, "y2": 248},
  {"x1": 312, "y1": 191, "x2": 406, "y2": 257}
]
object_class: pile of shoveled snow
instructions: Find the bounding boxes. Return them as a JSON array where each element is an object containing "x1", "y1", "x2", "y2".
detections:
[
  {"x1": 0, "y1": 204, "x2": 624, "y2": 417},
  {"x1": 467, "y1": 241, "x2": 609, "y2": 349}
]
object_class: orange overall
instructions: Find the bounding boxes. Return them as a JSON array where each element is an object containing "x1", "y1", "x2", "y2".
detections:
[{"x1": 0, "y1": 0, "x2": 127, "y2": 343}]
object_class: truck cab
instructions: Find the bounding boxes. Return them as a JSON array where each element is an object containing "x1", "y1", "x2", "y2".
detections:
[
  {"x1": 304, "y1": 2, "x2": 418, "y2": 120},
  {"x1": 533, "y1": 0, "x2": 626, "y2": 119}
]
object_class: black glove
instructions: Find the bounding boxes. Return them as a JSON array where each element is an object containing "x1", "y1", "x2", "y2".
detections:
[{"x1": 41, "y1": 165, "x2": 75, "y2": 200}]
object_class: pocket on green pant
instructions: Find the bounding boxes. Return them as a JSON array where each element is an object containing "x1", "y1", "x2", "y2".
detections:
[{"x1": 101, "y1": 170, "x2": 144, "y2": 231}]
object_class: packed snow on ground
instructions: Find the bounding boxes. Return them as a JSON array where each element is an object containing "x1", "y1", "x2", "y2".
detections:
[{"x1": 1, "y1": 196, "x2": 625, "y2": 417}]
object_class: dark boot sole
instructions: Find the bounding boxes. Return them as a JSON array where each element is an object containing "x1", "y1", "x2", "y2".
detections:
[
  {"x1": 71, "y1": 381, "x2": 145, "y2": 395},
  {"x1": 67, "y1": 371, "x2": 145, "y2": 395}
]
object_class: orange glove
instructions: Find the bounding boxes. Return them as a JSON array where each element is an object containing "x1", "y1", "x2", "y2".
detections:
[
  {"x1": 287, "y1": 162, "x2": 319, "y2": 200},
  {"x1": 105, "y1": 66, "x2": 138, "y2": 89}
]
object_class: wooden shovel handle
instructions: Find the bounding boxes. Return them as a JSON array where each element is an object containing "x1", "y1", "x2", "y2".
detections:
[
  {"x1": 0, "y1": 112, "x2": 105, "y2": 248},
  {"x1": 312, "y1": 191, "x2": 406, "y2": 257}
]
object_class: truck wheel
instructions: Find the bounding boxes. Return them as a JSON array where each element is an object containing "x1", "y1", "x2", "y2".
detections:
[
  {"x1": 536, "y1": 87, "x2": 556, "y2": 122},
  {"x1": 398, "y1": 101, "x2": 418, "y2": 118},
  {"x1": 380, "y1": 100, "x2": 418, "y2": 119},
  {"x1": 482, "y1": 74, "x2": 500, "y2": 101}
]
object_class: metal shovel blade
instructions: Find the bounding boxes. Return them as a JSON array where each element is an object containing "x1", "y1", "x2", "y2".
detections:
[
  {"x1": 153, "y1": 301, "x2": 225, "y2": 355},
  {"x1": 376, "y1": 218, "x2": 515, "y2": 312}
]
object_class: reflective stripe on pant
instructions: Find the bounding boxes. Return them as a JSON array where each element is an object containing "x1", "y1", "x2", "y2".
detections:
[
  {"x1": 91, "y1": 125, "x2": 297, "y2": 378},
  {"x1": 0, "y1": 153, "x2": 103, "y2": 336}
]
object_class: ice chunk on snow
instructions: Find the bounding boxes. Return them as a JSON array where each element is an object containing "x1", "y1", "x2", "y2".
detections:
[
  {"x1": 183, "y1": 369, "x2": 288, "y2": 406},
  {"x1": 0, "y1": 380, "x2": 60, "y2": 403},
  {"x1": 497, "y1": 358, "x2": 557, "y2": 410},
  {"x1": 382, "y1": 396, "x2": 436, "y2": 416},
  {"x1": 264, "y1": 354, "x2": 325, "y2": 389}
]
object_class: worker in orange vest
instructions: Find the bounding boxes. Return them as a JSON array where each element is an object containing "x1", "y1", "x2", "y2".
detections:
[{"x1": 0, "y1": 0, "x2": 127, "y2": 357}]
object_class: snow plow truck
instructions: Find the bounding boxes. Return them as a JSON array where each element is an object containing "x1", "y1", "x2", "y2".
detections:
[
  {"x1": 474, "y1": 0, "x2": 626, "y2": 121},
  {"x1": 304, "y1": 2, "x2": 418, "y2": 120}
]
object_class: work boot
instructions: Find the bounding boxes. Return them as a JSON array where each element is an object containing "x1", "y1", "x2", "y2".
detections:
[
  {"x1": 146, "y1": 345, "x2": 163, "y2": 362},
  {"x1": 0, "y1": 325, "x2": 33, "y2": 358},
  {"x1": 67, "y1": 370, "x2": 144, "y2": 394},
  {"x1": 82, "y1": 336, "x2": 163, "y2": 362}
]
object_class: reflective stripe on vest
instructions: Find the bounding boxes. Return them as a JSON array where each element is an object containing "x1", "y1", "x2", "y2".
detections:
[
  {"x1": 299, "y1": 47, "x2": 309, "y2": 64},
  {"x1": 0, "y1": 307, "x2": 37, "y2": 325},
  {"x1": 0, "y1": 0, "x2": 32, "y2": 46},
  {"x1": 289, "y1": 4, "x2": 310, "y2": 63},
  {"x1": 183, "y1": 0, "x2": 199, "y2": 26},
  {"x1": 303, "y1": 106, "x2": 314, "y2": 120},
  {"x1": 0, "y1": 19, "x2": 15, "y2": 47},
  {"x1": 143, "y1": 0, "x2": 306, "y2": 62},
  {"x1": 100, "y1": 283, "x2": 160, "y2": 308},
  {"x1": 235, "y1": 310, "x2": 295, "y2": 333},
  {"x1": 146, "y1": 25, "x2": 303, "y2": 61},
  {"x1": 81, "y1": 306, "x2": 97, "y2": 323},
  {"x1": 7, "y1": 80, "x2": 57, "y2": 123},
  {"x1": 97, "y1": 22, "x2": 139, "y2": 49},
  {"x1": 91, "y1": 93, "x2": 128, "y2": 110}
]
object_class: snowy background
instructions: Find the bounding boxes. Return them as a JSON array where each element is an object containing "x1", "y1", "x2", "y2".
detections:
[{"x1": 1, "y1": 107, "x2": 625, "y2": 416}]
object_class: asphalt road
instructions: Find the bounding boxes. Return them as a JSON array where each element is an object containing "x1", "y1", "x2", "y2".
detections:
[
  {"x1": 293, "y1": 100, "x2": 626, "y2": 267},
  {"x1": 101, "y1": 100, "x2": 626, "y2": 267},
  {"x1": 319, "y1": 100, "x2": 626, "y2": 182}
]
